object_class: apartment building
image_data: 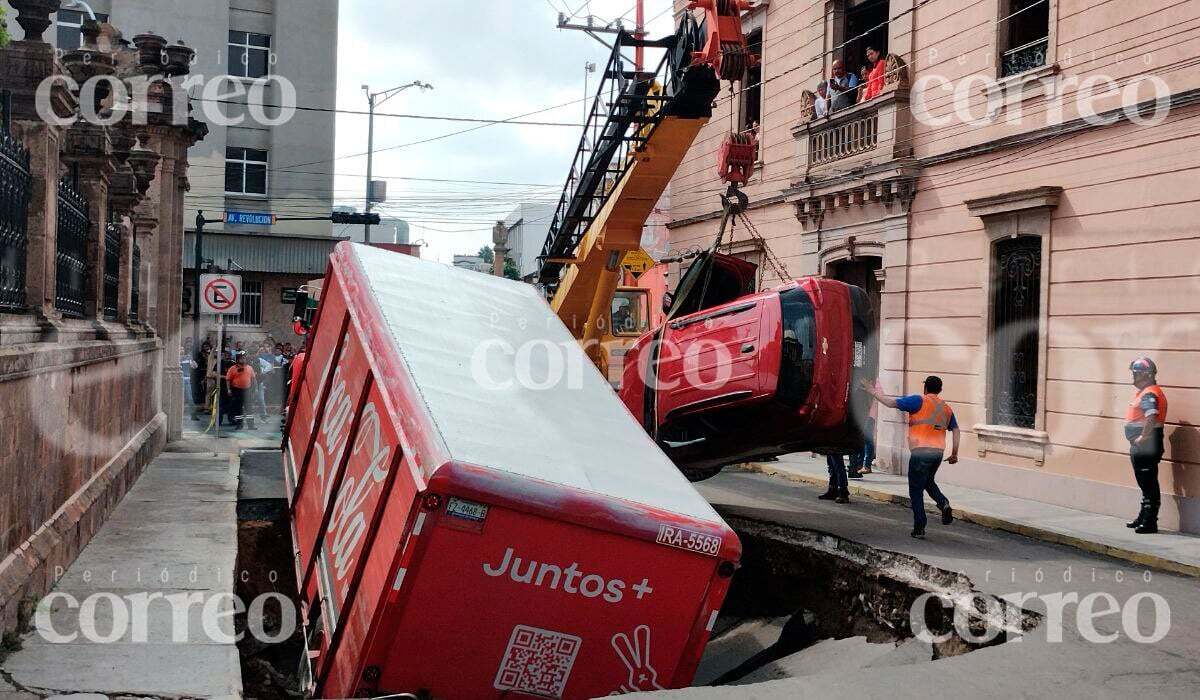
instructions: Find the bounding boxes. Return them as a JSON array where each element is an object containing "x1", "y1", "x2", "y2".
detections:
[{"x1": 666, "y1": 0, "x2": 1200, "y2": 532}]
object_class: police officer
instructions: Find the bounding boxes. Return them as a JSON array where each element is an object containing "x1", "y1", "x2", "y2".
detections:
[
  {"x1": 1126, "y1": 358, "x2": 1168, "y2": 534},
  {"x1": 861, "y1": 376, "x2": 960, "y2": 539}
]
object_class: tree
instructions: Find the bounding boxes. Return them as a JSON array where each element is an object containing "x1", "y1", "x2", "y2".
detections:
[
  {"x1": 0, "y1": 8, "x2": 10, "y2": 48},
  {"x1": 477, "y1": 245, "x2": 494, "y2": 264},
  {"x1": 504, "y1": 256, "x2": 520, "y2": 281}
]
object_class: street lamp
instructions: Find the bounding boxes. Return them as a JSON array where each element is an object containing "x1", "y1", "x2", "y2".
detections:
[{"x1": 362, "y1": 80, "x2": 433, "y2": 243}]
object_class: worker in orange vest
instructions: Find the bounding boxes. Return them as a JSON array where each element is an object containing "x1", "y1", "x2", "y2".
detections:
[
  {"x1": 861, "y1": 376, "x2": 960, "y2": 539},
  {"x1": 1126, "y1": 357, "x2": 1168, "y2": 534}
]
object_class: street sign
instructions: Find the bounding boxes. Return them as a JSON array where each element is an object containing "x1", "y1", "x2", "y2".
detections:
[
  {"x1": 225, "y1": 211, "x2": 276, "y2": 226},
  {"x1": 621, "y1": 249, "x2": 656, "y2": 278},
  {"x1": 200, "y1": 274, "x2": 242, "y2": 316}
]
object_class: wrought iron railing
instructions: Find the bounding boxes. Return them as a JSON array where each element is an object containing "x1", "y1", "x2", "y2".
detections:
[
  {"x1": 102, "y1": 222, "x2": 120, "y2": 320},
  {"x1": 1001, "y1": 37, "x2": 1048, "y2": 78},
  {"x1": 0, "y1": 90, "x2": 33, "y2": 313},
  {"x1": 535, "y1": 15, "x2": 713, "y2": 291},
  {"x1": 809, "y1": 110, "x2": 879, "y2": 166},
  {"x1": 55, "y1": 171, "x2": 90, "y2": 318},
  {"x1": 130, "y1": 243, "x2": 141, "y2": 322}
]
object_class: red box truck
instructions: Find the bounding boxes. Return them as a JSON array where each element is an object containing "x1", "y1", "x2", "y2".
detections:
[{"x1": 284, "y1": 243, "x2": 741, "y2": 698}]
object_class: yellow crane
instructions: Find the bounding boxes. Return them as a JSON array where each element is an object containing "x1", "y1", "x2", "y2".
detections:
[{"x1": 537, "y1": 0, "x2": 759, "y2": 384}]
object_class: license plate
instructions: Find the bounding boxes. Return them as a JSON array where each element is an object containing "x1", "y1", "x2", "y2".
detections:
[
  {"x1": 657, "y1": 524, "x2": 722, "y2": 557},
  {"x1": 447, "y1": 497, "x2": 489, "y2": 522}
]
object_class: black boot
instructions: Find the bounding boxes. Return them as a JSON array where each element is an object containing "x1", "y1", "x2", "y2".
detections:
[
  {"x1": 835, "y1": 490, "x2": 850, "y2": 504},
  {"x1": 1126, "y1": 502, "x2": 1151, "y2": 528},
  {"x1": 1135, "y1": 521, "x2": 1158, "y2": 534},
  {"x1": 818, "y1": 489, "x2": 838, "y2": 500}
]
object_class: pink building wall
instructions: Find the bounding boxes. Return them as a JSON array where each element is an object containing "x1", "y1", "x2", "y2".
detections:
[{"x1": 665, "y1": 0, "x2": 1200, "y2": 532}]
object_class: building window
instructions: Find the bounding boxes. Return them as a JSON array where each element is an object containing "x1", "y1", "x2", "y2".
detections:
[
  {"x1": 228, "y1": 31, "x2": 272, "y2": 79},
  {"x1": 1000, "y1": 0, "x2": 1050, "y2": 77},
  {"x1": 225, "y1": 148, "x2": 269, "y2": 196},
  {"x1": 228, "y1": 280, "x2": 263, "y2": 327},
  {"x1": 989, "y1": 235, "x2": 1041, "y2": 428},
  {"x1": 55, "y1": 10, "x2": 108, "y2": 51},
  {"x1": 738, "y1": 29, "x2": 763, "y2": 140}
]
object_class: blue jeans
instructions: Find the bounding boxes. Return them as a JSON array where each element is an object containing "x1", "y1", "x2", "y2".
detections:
[
  {"x1": 908, "y1": 450, "x2": 949, "y2": 528},
  {"x1": 827, "y1": 454, "x2": 848, "y2": 493}
]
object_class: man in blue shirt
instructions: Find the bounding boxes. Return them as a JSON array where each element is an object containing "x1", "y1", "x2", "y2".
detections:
[{"x1": 862, "y1": 376, "x2": 961, "y2": 539}]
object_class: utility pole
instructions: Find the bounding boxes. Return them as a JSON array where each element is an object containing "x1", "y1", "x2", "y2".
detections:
[
  {"x1": 363, "y1": 81, "x2": 433, "y2": 243},
  {"x1": 492, "y1": 221, "x2": 510, "y2": 278},
  {"x1": 192, "y1": 210, "x2": 224, "y2": 349},
  {"x1": 555, "y1": 0, "x2": 645, "y2": 69}
]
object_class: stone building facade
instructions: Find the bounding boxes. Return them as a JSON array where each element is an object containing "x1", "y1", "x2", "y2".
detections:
[
  {"x1": 666, "y1": 0, "x2": 1199, "y2": 532},
  {"x1": 0, "y1": 2, "x2": 205, "y2": 632}
]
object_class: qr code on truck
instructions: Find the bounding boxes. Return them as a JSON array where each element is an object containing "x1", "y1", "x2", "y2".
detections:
[{"x1": 493, "y1": 624, "x2": 582, "y2": 698}]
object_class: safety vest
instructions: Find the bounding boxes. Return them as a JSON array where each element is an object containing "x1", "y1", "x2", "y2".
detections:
[
  {"x1": 908, "y1": 394, "x2": 953, "y2": 451},
  {"x1": 1126, "y1": 385, "x2": 1168, "y2": 427}
]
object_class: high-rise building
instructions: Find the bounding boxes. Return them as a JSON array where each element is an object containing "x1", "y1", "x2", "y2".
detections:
[{"x1": 46, "y1": 0, "x2": 339, "y2": 236}]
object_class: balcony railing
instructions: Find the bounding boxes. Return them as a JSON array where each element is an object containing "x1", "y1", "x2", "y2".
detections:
[
  {"x1": 0, "y1": 90, "x2": 33, "y2": 314},
  {"x1": 809, "y1": 111, "x2": 879, "y2": 166},
  {"x1": 55, "y1": 172, "x2": 90, "y2": 319},
  {"x1": 794, "y1": 54, "x2": 912, "y2": 175},
  {"x1": 1001, "y1": 37, "x2": 1049, "y2": 78}
]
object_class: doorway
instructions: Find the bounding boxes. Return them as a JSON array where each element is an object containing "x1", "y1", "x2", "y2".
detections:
[
  {"x1": 827, "y1": 255, "x2": 883, "y2": 337},
  {"x1": 842, "y1": 0, "x2": 890, "y2": 78}
]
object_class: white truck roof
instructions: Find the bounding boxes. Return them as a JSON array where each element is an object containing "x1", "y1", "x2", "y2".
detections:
[{"x1": 349, "y1": 243, "x2": 722, "y2": 524}]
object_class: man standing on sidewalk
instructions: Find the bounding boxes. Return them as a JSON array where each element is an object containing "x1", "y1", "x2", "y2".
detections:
[
  {"x1": 860, "y1": 376, "x2": 960, "y2": 539},
  {"x1": 225, "y1": 352, "x2": 256, "y2": 430},
  {"x1": 1125, "y1": 358, "x2": 1168, "y2": 535}
]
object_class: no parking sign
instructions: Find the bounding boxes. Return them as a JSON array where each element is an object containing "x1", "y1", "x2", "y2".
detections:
[{"x1": 200, "y1": 274, "x2": 242, "y2": 316}]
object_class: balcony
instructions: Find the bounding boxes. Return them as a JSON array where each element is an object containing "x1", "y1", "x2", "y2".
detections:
[{"x1": 792, "y1": 54, "x2": 913, "y2": 179}]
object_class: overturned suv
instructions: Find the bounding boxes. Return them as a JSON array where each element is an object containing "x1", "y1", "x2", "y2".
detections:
[{"x1": 619, "y1": 252, "x2": 878, "y2": 481}]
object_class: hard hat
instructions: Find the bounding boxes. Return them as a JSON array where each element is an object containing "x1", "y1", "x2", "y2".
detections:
[{"x1": 1129, "y1": 357, "x2": 1157, "y2": 375}]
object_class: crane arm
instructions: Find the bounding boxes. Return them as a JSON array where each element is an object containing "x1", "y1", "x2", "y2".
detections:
[{"x1": 539, "y1": 2, "x2": 759, "y2": 355}]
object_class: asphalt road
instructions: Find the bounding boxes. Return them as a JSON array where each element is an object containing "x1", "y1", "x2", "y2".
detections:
[{"x1": 641, "y1": 469, "x2": 1200, "y2": 699}]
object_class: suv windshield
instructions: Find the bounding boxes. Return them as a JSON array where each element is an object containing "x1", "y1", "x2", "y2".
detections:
[{"x1": 777, "y1": 287, "x2": 817, "y2": 406}]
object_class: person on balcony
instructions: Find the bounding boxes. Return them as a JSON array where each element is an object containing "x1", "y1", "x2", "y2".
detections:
[
  {"x1": 860, "y1": 46, "x2": 886, "y2": 103},
  {"x1": 814, "y1": 81, "x2": 830, "y2": 118},
  {"x1": 828, "y1": 60, "x2": 859, "y2": 112}
]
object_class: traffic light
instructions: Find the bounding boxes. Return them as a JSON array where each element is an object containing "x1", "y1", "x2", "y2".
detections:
[{"x1": 331, "y1": 211, "x2": 381, "y2": 225}]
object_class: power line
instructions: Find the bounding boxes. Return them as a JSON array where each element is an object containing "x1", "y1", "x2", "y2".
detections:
[{"x1": 188, "y1": 97, "x2": 583, "y2": 128}]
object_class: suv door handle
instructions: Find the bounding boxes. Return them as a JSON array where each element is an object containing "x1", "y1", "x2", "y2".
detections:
[{"x1": 741, "y1": 343, "x2": 755, "y2": 354}]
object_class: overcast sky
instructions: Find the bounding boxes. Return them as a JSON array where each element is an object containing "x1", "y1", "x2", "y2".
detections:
[{"x1": 331, "y1": 0, "x2": 676, "y2": 263}]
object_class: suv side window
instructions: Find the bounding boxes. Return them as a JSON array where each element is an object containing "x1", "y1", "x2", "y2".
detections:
[{"x1": 778, "y1": 288, "x2": 817, "y2": 406}]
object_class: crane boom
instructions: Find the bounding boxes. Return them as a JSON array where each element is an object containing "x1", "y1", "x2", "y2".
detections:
[{"x1": 538, "y1": 1, "x2": 758, "y2": 377}]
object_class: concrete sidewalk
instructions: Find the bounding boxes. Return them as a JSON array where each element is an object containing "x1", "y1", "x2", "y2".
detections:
[
  {"x1": 747, "y1": 454, "x2": 1200, "y2": 577},
  {"x1": 0, "y1": 433, "x2": 257, "y2": 699}
]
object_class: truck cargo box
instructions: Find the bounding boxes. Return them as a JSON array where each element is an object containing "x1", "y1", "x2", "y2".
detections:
[{"x1": 284, "y1": 243, "x2": 741, "y2": 699}]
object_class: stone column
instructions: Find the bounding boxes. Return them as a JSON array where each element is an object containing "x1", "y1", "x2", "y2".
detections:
[
  {"x1": 64, "y1": 123, "x2": 116, "y2": 325},
  {"x1": 116, "y1": 218, "x2": 134, "y2": 324}
]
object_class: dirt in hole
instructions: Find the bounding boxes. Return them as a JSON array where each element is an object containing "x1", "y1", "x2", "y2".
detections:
[
  {"x1": 236, "y1": 516, "x2": 305, "y2": 699},
  {"x1": 700, "y1": 515, "x2": 1043, "y2": 685}
]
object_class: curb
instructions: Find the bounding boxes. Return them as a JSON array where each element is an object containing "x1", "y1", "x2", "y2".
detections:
[{"x1": 743, "y1": 462, "x2": 1200, "y2": 579}]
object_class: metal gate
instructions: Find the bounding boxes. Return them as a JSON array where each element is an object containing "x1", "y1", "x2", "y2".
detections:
[
  {"x1": 0, "y1": 91, "x2": 32, "y2": 313},
  {"x1": 56, "y1": 171, "x2": 90, "y2": 318},
  {"x1": 990, "y1": 236, "x2": 1041, "y2": 428}
]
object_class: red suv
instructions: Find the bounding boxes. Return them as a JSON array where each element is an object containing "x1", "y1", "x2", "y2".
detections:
[{"x1": 619, "y1": 253, "x2": 877, "y2": 481}]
